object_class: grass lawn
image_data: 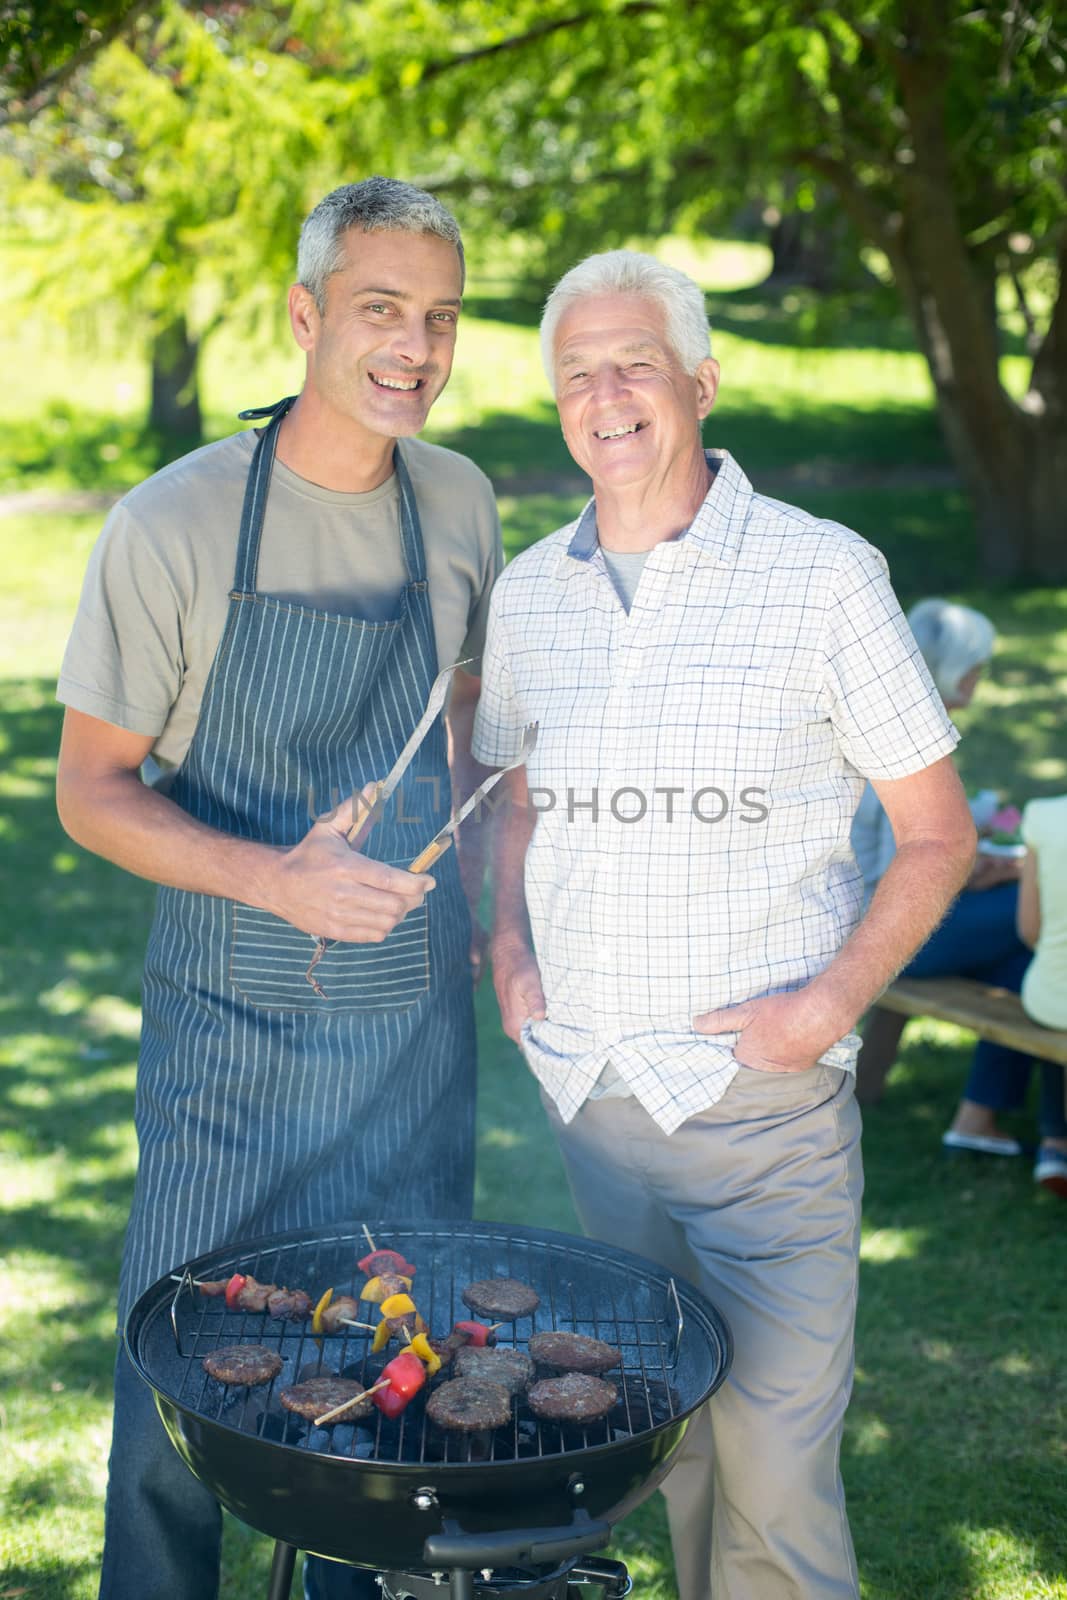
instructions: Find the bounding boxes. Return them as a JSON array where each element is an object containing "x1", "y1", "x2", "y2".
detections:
[{"x1": 1, "y1": 253, "x2": 1065, "y2": 1599}]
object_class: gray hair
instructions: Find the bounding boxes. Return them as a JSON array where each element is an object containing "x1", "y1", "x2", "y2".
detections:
[
  {"x1": 298, "y1": 177, "x2": 465, "y2": 312},
  {"x1": 540, "y1": 249, "x2": 712, "y2": 390},
  {"x1": 907, "y1": 598, "x2": 997, "y2": 701}
]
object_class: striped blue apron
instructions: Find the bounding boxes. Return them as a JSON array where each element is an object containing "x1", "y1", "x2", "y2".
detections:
[{"x1": 117, "y1": 399, "x2": 476, "y2": 1325}]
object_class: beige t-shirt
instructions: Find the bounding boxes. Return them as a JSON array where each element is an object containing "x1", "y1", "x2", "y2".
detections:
[
  {"x1": 57, "y1": 430, "x2": 502, "y2": 772},
  {"x1": 1020, "y1": 794, "x2": 1067, "y2": 1029}
]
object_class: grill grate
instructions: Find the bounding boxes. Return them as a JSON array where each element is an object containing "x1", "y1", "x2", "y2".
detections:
[{"x1": 158, "y1": 1221, "x2": 693, "y2": 1467}]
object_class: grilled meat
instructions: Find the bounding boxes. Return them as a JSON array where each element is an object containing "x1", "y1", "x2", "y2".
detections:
[
  {"x1": 202, "y1": 1344, "x2": 283, "y2": 1386},
  {"x1": 279, "y1": 1376, "x2": 372, "y2": 1422},
  {"x1": 197, "y1": 1274, "x2": 311, "y2": 1321},
  {"x1": 528, "y1": 1373, "x2": 618, "y2": 1424},
  {"x1": 460, "y1": 1277, "x2": 540, "y2": 1320},
  {"x1": 425, "y1": 1377, "x2": 513, "y2": 1432},
  {"x1": 528, "y1": 1331, "x2": 622, "y2": 1373},
  {"x1": 316, "y1": 1295, "x2": 362, "y2": 1335},
  {"x1": 453, "y1": 1345, "x2": 534, "y2": 1396}
]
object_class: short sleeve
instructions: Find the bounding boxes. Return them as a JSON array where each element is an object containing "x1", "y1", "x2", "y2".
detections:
[
  {"x1": 56, "y1": 500, "x2": 184, "y2": 735},
  {"x1": 822, "y1": 538, "x2": 959, "y2": 780},
  {"x1": 460, "y1": 494, "x2": 504, "y2": 667},
  {"x1": 471, "y1": 581, "x2": 524, "y2": 766}
]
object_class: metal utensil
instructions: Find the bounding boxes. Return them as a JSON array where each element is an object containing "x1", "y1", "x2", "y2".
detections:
[
  {"x1": 408, "y1": 722, "x2": 538, "y2": 874},
  {"x1": 344, "y1": 659, "x2": 472, "y2": 845}
]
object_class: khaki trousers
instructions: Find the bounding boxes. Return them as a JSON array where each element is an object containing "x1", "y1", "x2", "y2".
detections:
[{"x1": 543, "y1": 1065, "x2": 863, "y2": 1600}]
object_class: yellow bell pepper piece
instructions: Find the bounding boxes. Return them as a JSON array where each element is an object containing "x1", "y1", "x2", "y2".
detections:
[
  {"x1": 379, "y1": 1292, "x2": 416, "y2": 1319},
  {"x1": 371, "y1": 1318, "x2": 392, "y2": 1354},
  {"x1": 311, "y1": 1286, "x2": 334, "y2": 1336},
  {"x1": 362, "y1": 1274, "x2": 412, "y2": 1303},
  {"x1": 407, "y1": 1331, "x2": 442, "y2": 1376}
]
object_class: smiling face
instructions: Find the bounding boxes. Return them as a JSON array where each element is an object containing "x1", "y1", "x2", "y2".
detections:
[
  {"x1": 290, "y1": 227, "x2": 464, "y2": 443},
  {"x1": 552, "y1": 292, "x2": 719, "y2": 493}
]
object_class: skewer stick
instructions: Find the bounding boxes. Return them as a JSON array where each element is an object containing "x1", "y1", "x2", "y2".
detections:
[
  {"x1": 314, "y1": 1378, "x2": 389, "y2": 1427},
  {"x1": 338, "y1": 1319, "x2": 377, "y2": 1332},
  {"x1": 362, "y1": 1224, "x2": 376, "y2": 1252}
]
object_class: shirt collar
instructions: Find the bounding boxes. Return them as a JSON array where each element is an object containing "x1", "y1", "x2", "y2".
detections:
[{"x1": 558, "y1": 450, "x2": 754, "y2": 576}]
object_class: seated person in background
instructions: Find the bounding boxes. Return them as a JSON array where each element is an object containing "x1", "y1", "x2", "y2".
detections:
[
  {"x1": 852, "y1": 599, "x2": 1067, "y2": 1164},
  {"x1": 1018, "y1": 792, "x2": 1067, "y2": 1196}
]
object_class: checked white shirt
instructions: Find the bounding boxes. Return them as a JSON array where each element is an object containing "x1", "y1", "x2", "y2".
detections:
[{"x1": 473, "y1": 451, "x2": 959, "y2": 1134}]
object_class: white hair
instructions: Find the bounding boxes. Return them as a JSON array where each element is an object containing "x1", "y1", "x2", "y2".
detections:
[
  {"x1": 907, "y1": 598, "x2": 997, "y2": 701},
  {"x1": 540, "y1": 249, "x2": 712, "y2": 390},
  {"x1": 297, "y1": 177, "x2": 464, "y2": 312}
]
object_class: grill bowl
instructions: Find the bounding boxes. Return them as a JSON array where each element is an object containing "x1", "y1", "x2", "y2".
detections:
[{"x1": 126, "y1": 1219, "x2": 732, "y2": 1569}]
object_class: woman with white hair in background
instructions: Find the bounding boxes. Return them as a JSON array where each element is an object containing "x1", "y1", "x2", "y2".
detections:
[{"x1": 852, "y1": 598, "x2": 1067, "y2": 1187}]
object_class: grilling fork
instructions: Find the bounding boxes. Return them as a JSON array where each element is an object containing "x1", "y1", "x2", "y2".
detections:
[
  {"x1": 344, "y1": 659, "x2": 472, "y2": 845},
  {"x1": 408, "y1": 721, "x2": 539, "y2": 872},
  {"x1": 306, "y1": 660, "x2": 472, "y2": 998}
]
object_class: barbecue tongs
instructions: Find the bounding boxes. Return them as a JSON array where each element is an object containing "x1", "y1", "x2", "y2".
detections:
[
  {"x1": 306, "y1": 665, "x2": 537, "y2": 996},
  {"x1": 343, "y1": 659, "x2": 472, "y2": 852},
  {"x1": 343, "y1": 661, "x2": 538, "y2": 873}
]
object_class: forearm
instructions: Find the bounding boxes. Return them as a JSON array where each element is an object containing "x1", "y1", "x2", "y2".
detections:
[
  {"x1": 491, "y1": 773, "x2": 537, "y2": 950},
  {"x1": 449, "y1": 741, "x2": 494, "y2": 920},
  {"x1": 57, "y1": 765, "x2": 281, "y2": 907},
  {"x1": 446, "y1": 668, "x2": 493, "y2": 920},
  {"x1": 807, "y1": 832, "x2": 975, "y2": 1034}
]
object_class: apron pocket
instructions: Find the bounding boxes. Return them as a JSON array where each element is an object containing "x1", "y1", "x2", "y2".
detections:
[{"x1": 229, "y1": 890, "x2": 430, "y2": 1013}]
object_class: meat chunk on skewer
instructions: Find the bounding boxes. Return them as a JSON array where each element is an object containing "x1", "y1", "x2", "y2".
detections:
[
  {"x1": 196, "y1": 1274, "x2": 311, "y2": 1321},
  {"x1": 315, "y1": 1294, "x2": 362, "y2": 1335}
]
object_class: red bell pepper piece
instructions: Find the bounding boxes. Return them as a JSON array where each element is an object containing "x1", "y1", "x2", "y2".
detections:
[
  {"x1": 224, "y1": 1273, "x2": 247, "y2": 1309},
  {"x1": 357, "y1": 1248, "x2": 417, "y2": 1279},
  {"x1": 453, "y1": 1320, "x2": 494, "y2": 1347},
  {"x1": 373, "y1": 1350, "x2": 426, "y2": 1418}
]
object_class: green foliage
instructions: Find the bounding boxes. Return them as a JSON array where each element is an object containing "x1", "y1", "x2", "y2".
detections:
[
  {"x1": 1, "y1": 2, "x2": 348, "y2": 361},
  {"x1": 0, "y1": 0, "x2": 152, "y2": 113}
]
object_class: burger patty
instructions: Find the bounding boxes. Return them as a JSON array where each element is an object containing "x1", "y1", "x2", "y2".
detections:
[
  {"x1": 279, "y1": 1376, "x2": 371, "y2": 1421},
  {"x1": 527, "y1": 1373, "x2": 619, "y2": 1424},
  {"x1": 461, "y1": 1277, "x2": 541, "y2": 1319},
  {"x1": 528, "y1": 1331, "x2": 623, "y2": 1373},
  {"x1": 425, "y1": 1377, "x2": 513, "y2": 1432},
  {"x1": 454, "y1": 1345, "x2": 534, "y2": 1395},
  {"x1": 202, "y1": 1344, "x2": 283, "y2": 1386}
]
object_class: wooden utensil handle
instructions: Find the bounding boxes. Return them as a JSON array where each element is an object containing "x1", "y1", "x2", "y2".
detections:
[
  {"x1": 409, "y1": 838, "x2": 451, "y2": 874},
  {"x1": 345, "y1": 781, "x2": 383, "y2": 845}
]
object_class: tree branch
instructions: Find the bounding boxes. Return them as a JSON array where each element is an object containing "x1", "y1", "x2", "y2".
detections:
[
  {"x1": 418, "y1": 2, "x2": 659, "y2": 82},
  {"x1": 0, "y1": 0, "x2": 157, "y2": 126}
]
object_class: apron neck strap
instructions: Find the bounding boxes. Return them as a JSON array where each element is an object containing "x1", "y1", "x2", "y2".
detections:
[
  {"x1": 233, "y1": 399, "x2": 429, "y2": 595},
  {"x1": 392, "y1": 444, "x2": 428, "y2": 587},
  {"x1": 233, "y1": 398, "x2": 296, "y2": 593}
]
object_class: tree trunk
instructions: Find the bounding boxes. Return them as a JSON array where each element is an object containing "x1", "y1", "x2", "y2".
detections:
[
  {"x1": 149, "y1": 315, "x2": 202, "y2": 441},
  {"x1": 875, "y1": 33, "x2": 1067, "y2": 581}
]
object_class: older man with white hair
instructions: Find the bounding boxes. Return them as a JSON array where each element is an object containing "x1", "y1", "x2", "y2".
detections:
[{"x1": 474, "y1": 250, "x2": 976, "y2": 1599}]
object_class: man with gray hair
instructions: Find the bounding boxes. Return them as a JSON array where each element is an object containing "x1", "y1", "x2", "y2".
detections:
[
  {"x1": 56, "y1": 177, "x2": 501, "y2": 1600},
  {"x1": 475, "y1": 249, "x2": 975, "y2": 1598}
]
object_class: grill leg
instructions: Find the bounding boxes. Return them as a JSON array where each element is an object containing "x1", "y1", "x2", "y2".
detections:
[
  {"x1": 267, "y1": 1540, "x2": 298, "y2": 1600},
  {"x1": 449, "y1": 1570, "x2": 474, "y2": 1600}
]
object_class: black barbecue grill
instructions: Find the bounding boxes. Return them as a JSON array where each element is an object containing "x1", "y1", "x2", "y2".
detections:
[{"x1": 126, "y1": 1219, "x2": 732, "y2": 1600}]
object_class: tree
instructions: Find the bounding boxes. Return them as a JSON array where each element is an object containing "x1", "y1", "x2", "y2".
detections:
[
  {"x1": 1, "y1": 1, "x2": 353, "y2": 439},
  {"x1": 346, "y1": 0, "x2": 1066, "y2": 581},
  {"x1": 0, "y1": 1, "x2": 157, "y2": 124}
]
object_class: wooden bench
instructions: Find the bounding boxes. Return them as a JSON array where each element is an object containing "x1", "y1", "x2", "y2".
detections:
[{"x1": 856, "y1": 976, "x2": 1067, "y2": 1106}]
